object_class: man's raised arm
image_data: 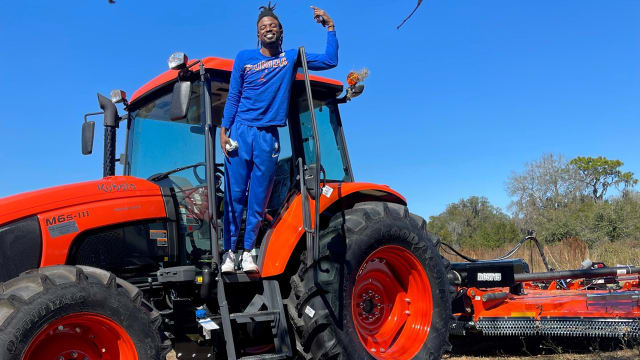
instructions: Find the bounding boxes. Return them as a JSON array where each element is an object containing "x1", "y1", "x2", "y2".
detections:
[{"x1": 306, "y1": 6, "x2": 338, "y2": 71}]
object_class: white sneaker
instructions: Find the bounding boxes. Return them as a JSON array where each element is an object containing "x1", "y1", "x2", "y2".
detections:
[
  {"x1": 241, "y1": 252, "x2": 258, "y2": 273},
  {"x1": 221, "y1": 251, "x2": 236, "y2": 273}
]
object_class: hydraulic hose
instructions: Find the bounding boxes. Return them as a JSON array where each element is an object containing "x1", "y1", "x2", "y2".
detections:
[{"x1": 441, "y1": 232, "x2": 551, "y2": 271}]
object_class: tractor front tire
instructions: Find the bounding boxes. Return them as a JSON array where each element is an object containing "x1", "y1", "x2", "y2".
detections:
[
  {"x1": 286, "y1": 201, "x2": 451, "y2": 360},
  {"x1": 0, "y1": 265, "x2": 169, "y2": 360}
]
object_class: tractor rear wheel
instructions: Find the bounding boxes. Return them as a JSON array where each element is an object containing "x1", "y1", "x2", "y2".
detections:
[
  {"x1": 0, "y1": 265, "x2": 169, "y2": 360},
  {"x1": 286, "y1": 201, "x2": 451, "y2": 359}
]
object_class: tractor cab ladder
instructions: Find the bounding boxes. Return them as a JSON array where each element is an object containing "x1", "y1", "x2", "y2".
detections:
[
  {"x1": 215, "y1": 272, "x2": 292, "y2": 360},
  {"x1": 201, "y1": 47, "x2": 320, "y2": 360},
  {"x1": 200, "y1": 59, "x2": 292, "y2": 359}
]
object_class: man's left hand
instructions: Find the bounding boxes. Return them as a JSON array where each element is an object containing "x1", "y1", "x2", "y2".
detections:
[{"x1": 311, "y1": 6, "x2": 335, "y2": 31}]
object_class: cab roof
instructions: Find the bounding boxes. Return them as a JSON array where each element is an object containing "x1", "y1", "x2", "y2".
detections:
[{"x1": 129, "y1": 56, "x2": 343, "y2": 106}]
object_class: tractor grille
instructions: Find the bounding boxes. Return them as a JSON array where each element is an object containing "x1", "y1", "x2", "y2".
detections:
[
  {"x1": 0, "y1": 216, "x2": 42, "y2": 282},
  {"x1": 475, "y1": 317, "x2": 640, "y2": 337}
]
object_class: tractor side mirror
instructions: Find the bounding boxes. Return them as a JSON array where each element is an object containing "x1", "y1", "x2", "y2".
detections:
[
  {"x1": 348, "y1": 84, "x2": 365, "y2": 99},
  {"x1": 81, "y1": 121, "x2": 95, "y2": 155},
  {"x1": 337, "y1": 69, "x2": 368, "y2": 103},
  {"x1": 170, "y1": 81, "x2": 191, "y2": 121}
]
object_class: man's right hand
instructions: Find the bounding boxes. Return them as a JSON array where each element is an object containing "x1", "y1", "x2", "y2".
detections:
[{"x1": 220, "y1": 127, "x2": 231, "y2": 158}]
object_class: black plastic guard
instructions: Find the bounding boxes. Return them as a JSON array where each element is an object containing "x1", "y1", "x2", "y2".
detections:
[{"x1": 0, "y1": 216, "x2": 42, "y2": 282}]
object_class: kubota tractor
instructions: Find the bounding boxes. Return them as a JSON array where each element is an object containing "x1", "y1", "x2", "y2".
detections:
[{"x1": 0, "y1": 48, "x2": 451, "y2": 360}]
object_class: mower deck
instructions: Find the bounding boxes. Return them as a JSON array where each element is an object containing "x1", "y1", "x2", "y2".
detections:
[{"x1": 451, "y1": 259, "x2": 640, "y2": 338}]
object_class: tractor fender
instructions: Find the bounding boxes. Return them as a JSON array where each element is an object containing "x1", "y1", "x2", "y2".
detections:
[{"x1": 258, "y1": 182, "x2": 406, "y2": 277}]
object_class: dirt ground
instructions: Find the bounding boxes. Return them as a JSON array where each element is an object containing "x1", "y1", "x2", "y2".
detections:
[
  {"x1": 166, "y1": 349, "x2": 639, "y2": 359},
  {"x1": 445, "y1": 349, "x2": 638, "y2": 359}
]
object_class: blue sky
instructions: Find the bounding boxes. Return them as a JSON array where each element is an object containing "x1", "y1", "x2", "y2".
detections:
[{"x1": 1, "y1": 0, "x2": 639, "y2": 220}]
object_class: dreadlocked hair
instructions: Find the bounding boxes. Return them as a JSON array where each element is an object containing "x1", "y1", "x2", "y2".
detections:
[{"x1": 257, "y1": 2, "x2": 281, "y2": 29}]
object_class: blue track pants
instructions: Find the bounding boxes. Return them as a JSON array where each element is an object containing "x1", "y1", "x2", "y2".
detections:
[{"x1": 223, "y1": 122, "x2": 280, "y2": 251}]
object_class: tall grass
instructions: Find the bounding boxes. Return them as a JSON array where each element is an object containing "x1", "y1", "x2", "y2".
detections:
[{"x1": 441, "y1": 238, "x2": 640, "y2": 272}]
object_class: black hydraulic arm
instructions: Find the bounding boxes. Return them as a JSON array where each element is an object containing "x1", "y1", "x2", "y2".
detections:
[{"x1": 514, "y1": 266, "x2": 640, "y2": 283}]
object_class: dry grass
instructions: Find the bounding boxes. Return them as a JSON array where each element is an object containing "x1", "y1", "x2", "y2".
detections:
[{"x1": 441, "y1": 238, "x2": 640, "y2": 272}]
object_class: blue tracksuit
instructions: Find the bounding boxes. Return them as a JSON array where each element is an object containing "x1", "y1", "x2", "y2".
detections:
[{"x1": 223, "y1": 31, "x2": 338, "y2": 252}]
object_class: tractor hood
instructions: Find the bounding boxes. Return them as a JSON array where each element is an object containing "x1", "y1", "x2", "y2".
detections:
[{"x1": 0, "y1": 176, "x2": 162, "y2": 226}]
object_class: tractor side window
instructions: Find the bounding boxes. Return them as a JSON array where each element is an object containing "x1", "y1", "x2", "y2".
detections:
[{"x1": 298, "y1": 100, "x2": 349, "y2": 182}]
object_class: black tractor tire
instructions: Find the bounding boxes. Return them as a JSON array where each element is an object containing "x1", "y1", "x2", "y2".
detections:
[
  {"x1": 285, "y1": 201, "x2": 451, "y2": 360},
  {"x1": 0, "y1": 265, "x2": 170, "y2": 360}
]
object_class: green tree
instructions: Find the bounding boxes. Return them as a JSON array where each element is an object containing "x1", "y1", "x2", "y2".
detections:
[
  {"x1": 569, "y1": 156, "x2": 638, "y2": 202},
  {"x1": 428, "y1": 196, "x2": 520, "y2": 249},
  {"x1": 506, "y1": 154, "x2": 584, "y2": 230}
]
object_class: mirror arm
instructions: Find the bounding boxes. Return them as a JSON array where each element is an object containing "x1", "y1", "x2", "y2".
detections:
[{"x1": 84, "y1": 111, "x2": 104, "y2": 123}]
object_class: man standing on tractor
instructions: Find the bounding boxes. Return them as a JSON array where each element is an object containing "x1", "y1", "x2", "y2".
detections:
[{"x1": 219, "y1": 3, "x2": 338, "y2": 272}]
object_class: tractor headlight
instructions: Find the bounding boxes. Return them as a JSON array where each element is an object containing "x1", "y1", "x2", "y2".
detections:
[
  {"x1": 168, "y1": 52, "x2": 188, "y2": 70},
  {"x1": 110, "y1": 89, "x2": 127, "y2": 104}
]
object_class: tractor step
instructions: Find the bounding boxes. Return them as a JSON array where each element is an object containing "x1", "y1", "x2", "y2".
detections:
[
  {"x1": 239, "y1": 354, "x2": 289, "y2": 360},
  {"x1": 216, "y1": 278, "x2": 292, "y2": 360},
  {"x1": 222, "y1": 272, "x2": 262, "y2": 283},
  {"x1": 230, "y1": 310, "x2": 279, "y2": 323}
]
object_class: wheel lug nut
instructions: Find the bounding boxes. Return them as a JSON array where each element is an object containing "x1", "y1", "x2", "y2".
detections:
[
  {"x1": 71, "y1": 351, "x2": 78, "y2": 358},
  {"x1": 57, "y1": 325, "x2": 64, "y2": 331},
  {"x1": 405, "y1": 298, "x2": 411, "y2": 303},
  {"x1": 405, "y1": 310, "x2": 411, "y2": 315},
  {"x1": 58, "y1": 356, "x2": 64, "y2": 360}
]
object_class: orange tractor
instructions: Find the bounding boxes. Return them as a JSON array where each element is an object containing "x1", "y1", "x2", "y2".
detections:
[{"x1": 0, "y1": 49, "x2": 451, "y2": 359}]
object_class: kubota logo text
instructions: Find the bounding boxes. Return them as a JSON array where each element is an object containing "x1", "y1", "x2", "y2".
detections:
[{"x1": 97, "y1": 183, "x2": 136, "y2": 193}]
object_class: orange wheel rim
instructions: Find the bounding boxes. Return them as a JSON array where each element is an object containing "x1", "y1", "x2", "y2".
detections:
[
  {"x1": 352, "y1": 245, "x2": 433, "y2": 359},
  {"x1": 22, "y1": 313, "x2": 138, "y2": 360}
]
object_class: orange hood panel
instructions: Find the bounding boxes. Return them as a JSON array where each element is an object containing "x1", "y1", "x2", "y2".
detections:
[{"x1": 0, "y1": 176, "x2": 162, "y2": 226}]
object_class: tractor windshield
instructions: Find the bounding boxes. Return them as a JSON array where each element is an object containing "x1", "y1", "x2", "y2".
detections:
[{"x1": 126, "y1": 86, "x2": 204, "y2": 182}]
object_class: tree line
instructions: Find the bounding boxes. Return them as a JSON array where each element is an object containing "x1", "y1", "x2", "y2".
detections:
[{"x1": 428, "y1": 154, "x2": 639, "y2": 249}]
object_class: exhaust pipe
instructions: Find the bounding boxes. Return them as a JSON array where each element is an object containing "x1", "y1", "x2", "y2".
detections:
[{"x1": 97, "y1": 93, "x2": 118, "y2": 177}]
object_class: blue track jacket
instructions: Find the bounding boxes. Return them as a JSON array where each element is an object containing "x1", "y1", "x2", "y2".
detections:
[{"x1": 222, "y1": 31, "x2": 338, "y2": 129}]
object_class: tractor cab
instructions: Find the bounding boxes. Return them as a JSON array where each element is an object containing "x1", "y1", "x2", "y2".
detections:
[{"x1": 83, "y1": 49, "x2": 361, "y2": 271}]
